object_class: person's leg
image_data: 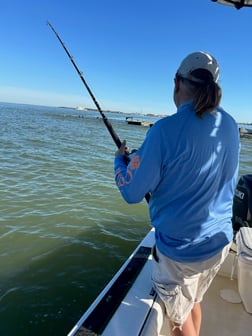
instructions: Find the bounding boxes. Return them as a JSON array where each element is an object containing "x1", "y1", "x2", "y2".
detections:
[
  {"x1": 191, "y1": 302, "x2": 201, "y2": 336},
  {"x1": 168, "y1": 302, "x2": 201, "y2": 336},
  {"x1": 169, "y1": 311, "x2": 196, "y2": 336}
]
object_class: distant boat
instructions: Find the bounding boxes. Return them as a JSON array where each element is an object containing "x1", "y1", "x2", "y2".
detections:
[
  {"x1": 126, "y1": 117, "x2": 153, "y2": 127},
  {"x1": 239, "y1": 127, "x2": 252, "y2": 139}
]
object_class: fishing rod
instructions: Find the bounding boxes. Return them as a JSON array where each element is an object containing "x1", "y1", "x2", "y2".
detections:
[
  {"x1": 47, "y1": 21, "x2": 121, "y2": 148},
  {"x1": 47, "y1": 21, "x2": 150, "y2": 202}
]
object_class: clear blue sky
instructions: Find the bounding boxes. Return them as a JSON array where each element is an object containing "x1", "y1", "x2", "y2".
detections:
[{"x1": 0, "y1": 0, "x2": 251, "y2": 122}]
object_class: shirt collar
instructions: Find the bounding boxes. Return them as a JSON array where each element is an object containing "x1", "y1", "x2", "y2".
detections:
[{"x1": 177, "y1": 99, "x2": 193, "y2": 113}]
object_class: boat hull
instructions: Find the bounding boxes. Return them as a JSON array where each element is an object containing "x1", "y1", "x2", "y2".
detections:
[{"x1": 68, "y1": 229, "x2": 252, "y2": 336}]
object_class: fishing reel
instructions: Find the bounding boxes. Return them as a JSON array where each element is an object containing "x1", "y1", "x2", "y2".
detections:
[{"x1": 124, "y1": 148, "x2": 137, "y2": 164}]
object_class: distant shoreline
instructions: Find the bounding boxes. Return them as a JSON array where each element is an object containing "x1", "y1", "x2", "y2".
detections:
[
  {"x1": 58, "y1": 105, "x2": 168, "y2": 119},
  {"x1": 0, "y1": 101, "x2": 250, "y2": 124},
  {"x1": 59, "y1": 106, "x2": 252, "y2": 125}
]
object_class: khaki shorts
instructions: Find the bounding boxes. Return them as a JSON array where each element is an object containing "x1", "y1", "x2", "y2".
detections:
[{"x1": 151, "y1": 243, "x2": 231, "y2": 326}]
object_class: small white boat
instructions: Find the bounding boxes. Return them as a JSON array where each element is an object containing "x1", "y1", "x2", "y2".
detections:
[
  {"x1": 239, "y1": 127, "x2": 252, "y2": 139},
  {"x1": 126, "y1": 117, "x2": 153, "y2": 127}
]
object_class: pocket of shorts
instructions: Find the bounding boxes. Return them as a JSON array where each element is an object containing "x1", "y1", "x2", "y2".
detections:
[
  {"x1": 154, "y1": 282, "x2": 182, "y2": 321},
  {"x1": 156, "y1": 283, "x2": 180, "y2": 297}
]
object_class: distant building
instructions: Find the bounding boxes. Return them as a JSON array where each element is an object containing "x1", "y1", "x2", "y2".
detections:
[{"x1": 76, "y1": 106, "x2": 86, "y2": 111}]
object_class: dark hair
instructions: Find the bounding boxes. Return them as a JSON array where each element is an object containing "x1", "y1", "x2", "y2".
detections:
[{"x1": 177, "y1": 69, "x2": 222, "y2": 117}]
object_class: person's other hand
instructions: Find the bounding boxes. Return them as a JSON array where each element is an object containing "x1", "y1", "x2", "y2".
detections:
[{"x1": 115, "y1": 140, "x2": 129, "y2": 156}]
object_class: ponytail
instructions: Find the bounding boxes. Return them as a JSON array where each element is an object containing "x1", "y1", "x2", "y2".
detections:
[
  {"x1": 177, "y1": 69, "x2": 222, "y2": 117},
  {"x1": 193, "y1": 79, "x2": 222, "y2": 117}
]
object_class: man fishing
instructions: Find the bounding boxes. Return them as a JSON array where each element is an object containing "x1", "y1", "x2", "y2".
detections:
[{"x1": 114, "y1": 51, "x2": 240, "y2": 336}]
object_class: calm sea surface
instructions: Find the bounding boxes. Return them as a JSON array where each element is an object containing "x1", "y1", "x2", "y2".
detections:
[{"x1": 0, "y1": 102, "x2": 251, "y2": 336}]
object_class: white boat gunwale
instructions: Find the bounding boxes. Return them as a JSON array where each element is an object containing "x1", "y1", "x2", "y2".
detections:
[{"x1": 68, "y1": 229, "x2": 156, "y2": 336}]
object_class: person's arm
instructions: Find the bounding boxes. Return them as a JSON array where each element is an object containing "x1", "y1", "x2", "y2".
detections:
[{"x1": 114, "y1": 123, "x2": 163, "y2": 203}]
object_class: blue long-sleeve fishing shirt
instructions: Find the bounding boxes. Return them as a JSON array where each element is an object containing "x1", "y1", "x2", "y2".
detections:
[{"x1": 114, "y1": 101, "x2": 240, "y2": 262}]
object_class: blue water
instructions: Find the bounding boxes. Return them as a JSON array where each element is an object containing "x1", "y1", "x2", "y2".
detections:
[{"x1": 0, "y1": 102, "x2": 251, "y2": 335}]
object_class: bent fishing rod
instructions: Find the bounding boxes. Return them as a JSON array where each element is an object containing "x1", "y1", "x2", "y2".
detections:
[
  {"x1": 47, "y1": 21, "x2": 122, "y2": 148},
  {"x1": 47, "y1": 21, "x2": 150, "y2": 203}
]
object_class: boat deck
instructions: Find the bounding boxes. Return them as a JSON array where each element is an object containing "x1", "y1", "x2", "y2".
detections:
[{"x1": 201, "y1": 274, "x2": 250, "y2": 336}]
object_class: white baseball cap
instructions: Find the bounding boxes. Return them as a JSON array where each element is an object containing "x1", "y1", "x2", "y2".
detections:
[{"x1": 177, "y1": 51, "x2": 219, "y2": 83}]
